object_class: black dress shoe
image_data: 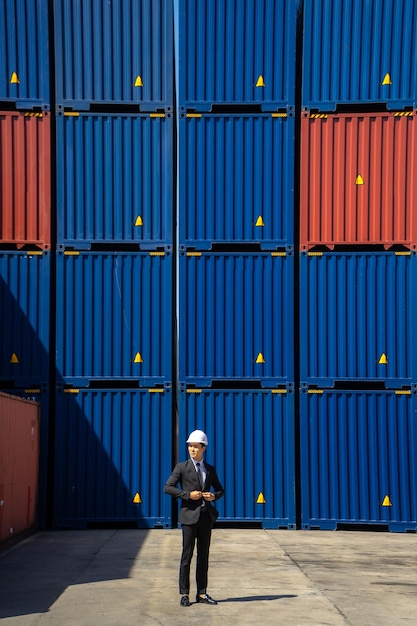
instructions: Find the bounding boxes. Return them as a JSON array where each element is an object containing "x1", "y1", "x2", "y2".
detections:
[
  {"x1": 180, "y1": 595, "x2": 191, "y2": 607},
  {"x1": 196, "y1": 593, "x2": 217, "y2": 605}
]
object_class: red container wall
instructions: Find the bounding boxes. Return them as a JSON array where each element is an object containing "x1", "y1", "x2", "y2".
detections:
[
  {"x1": 0, "y1": 392, "x2": 39, "y2": 544},
  {"x1": 300, "y1": 112, "x2": 417, "y2": 250},
  {"x1": 0, "y1": 111, "x2": 51, "y2": 250}
]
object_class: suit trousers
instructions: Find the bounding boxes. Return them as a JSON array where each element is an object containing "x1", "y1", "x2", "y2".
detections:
[{"x1": 179, "y1": 509, "x2": 213, "y2": 595}]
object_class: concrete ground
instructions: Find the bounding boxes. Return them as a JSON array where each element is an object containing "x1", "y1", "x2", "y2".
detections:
[{"x1": 0, "y1": 528, "x2": 416, "y2": 625}]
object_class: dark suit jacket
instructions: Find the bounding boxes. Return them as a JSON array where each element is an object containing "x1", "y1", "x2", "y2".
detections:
[{"x1": 164, "y1": 459, "x2": 224, "y2": 525}]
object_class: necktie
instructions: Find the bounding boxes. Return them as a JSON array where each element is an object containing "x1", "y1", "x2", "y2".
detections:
[{"x1": 196, "y1": 462, "x2": 203, "y2": 489}]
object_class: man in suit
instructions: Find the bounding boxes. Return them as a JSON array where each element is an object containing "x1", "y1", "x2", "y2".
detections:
[{"x1": 164, "y1": 429, "x2": 224, "y2": 607}]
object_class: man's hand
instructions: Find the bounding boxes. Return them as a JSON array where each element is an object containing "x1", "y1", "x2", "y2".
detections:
[
  {"x1": 190, "y1": 490, "x2": 202, "y2": 500},
  {"x1": 202, "y1": 492, "x2": 214, "y2": 501}
]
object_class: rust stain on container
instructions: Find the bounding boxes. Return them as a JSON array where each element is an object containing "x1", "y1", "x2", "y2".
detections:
[{"x1": 300, "y1": 112, "x2": 417, "y2": 249}]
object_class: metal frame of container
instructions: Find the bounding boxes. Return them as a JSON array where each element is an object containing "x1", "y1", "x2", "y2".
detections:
[
  {"x1": 178, "y1": 112, "x2": 294, "y2": 250},
  {"x1": 0, "y1": 0, "x2": 50, "y2": 109},
  {"x1": 55, "y1": 251, "x2": 172, "y2": 387},
  {"x1": 54, "y1": 0, "x2": 173, "y2": 111},
  {"x1": 300, "y1": 388, "x2": 417, "y2": 532},
  {"x1": 300, "y1": 112, "x2": 417, "y2": 250},
  {"x1": 0, "y1": 111, "x2": 51, "y2": 250},
  {"x1": 0, "y1": 251, "x2": 50, "y2": 386},
  {"x1": 302, "y1": 0, "x2": 417, "y2": 111},
  {"x1": 56, "y1": 112, "x2": 173, "y2": 249},
  {"x1": 53, "y1": 387, "x2": 173, "y2": 529},
  {"x1": 179, "y1": 251, "x2": 294, "y2": 387},
  {"x1": 175, "y1": 0, "x2": 297, "y2": 111},
  {"x1": 299, "y1": 251, "x2": 417, "y2": 388}
]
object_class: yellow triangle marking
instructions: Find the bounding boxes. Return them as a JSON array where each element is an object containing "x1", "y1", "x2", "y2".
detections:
[
  {"x1": 9, "y1": 352, "x2": 19, "y2": 364},
  {"x1": 10, "y1": 72, "x2": 20, "y2": 84},
  {"x1": 382, "y1": 495, "x2": 392, "y2": 507},
  {"x1": 133, "y1": 492, "x2": 142, "y2": 504},
  {"x1": 135, "y1": 215, "x2": 144, "y2": 226},
  {"x1": 256, "y1": 352, "x2": 265, "y2": 364},
  {"x1": 256, "y1": 75, "x2": 265, "y2": 88},
  {"x1": 255, "y1": 216, "x2": 265, "y2": 227},
  {"x1": 379, "y1": 353, "x2": 388, "y2": 365},
  {"x1": 256, "y1": 492, "x2": 266, "y2": 504},
  {"x1": 134, "y1": 352, "x2": 143, "y2": 363},
  {"x1": 134, "y1": 75, "x2": 143, "y2": 87},
  {"x1": 355, "y1": 175, "x2": 364, "y2": 185},
  {"x1": 382, "y1": 73, "x2": 392, "y2": 86}
]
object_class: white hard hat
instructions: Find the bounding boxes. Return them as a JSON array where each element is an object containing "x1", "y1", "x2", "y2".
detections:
[{"x1": 186, "y1": 429, "x2": 208, "y2": 446}]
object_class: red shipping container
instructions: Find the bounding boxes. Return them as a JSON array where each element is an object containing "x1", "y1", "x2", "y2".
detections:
[
  {"x1": 0, "y1": 392, "x2": 40, "y2": 545},
  {"x1": 0, "y1": 111, "x2": 51, "y2": 250},
  {"x1": 300, "y1": 112, "x2": 417, "y2": 250}
]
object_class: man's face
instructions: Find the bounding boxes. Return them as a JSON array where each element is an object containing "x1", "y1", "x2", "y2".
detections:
[{"x1": 188, "y1": 442, "x2": 204, "y2": 462}]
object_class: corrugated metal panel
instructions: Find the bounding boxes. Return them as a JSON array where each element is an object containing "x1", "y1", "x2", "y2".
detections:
[
  {"x1": 302, "y1": 0, "x2": 417, "y2": 110},
  {"x1": 300, "y1": 389, "x2": 417, "y2": 532},
  {"x1": 178, "y1": 388, "x2": 296, "y2": 528},
  {"x1": 54, "y1": 0, "x2": 173, "y2": 110},
  {"x1": 179, "y1": 113, "x2": 294, "y2": 249},
  {"x1": 56, "y1": 112, "x2": 173, "y2": 249},
  {"x1": 0, "y1": 0, "x2": 50, "y2": 109},
  {"x1": 299, "y1": 252, "x2": 417, "y2": 387},
  {"x1": 0, "y1": 252, "x2": 50, "y2": 385},
  {"x1": 0, "y1": 392, "x2": 40, "y2": 544},
  {"x1": 300, "y1": 112, "x2": 417, "y2": 250},
  {"x1": 175, "y1": 0, "x2": 296, "y2": 110},
  {"x1": 53, "y1": 388, "x2": 172, "y2": 528},
  {"x1": 0, "y1": 111, "x2": 51, "y2": 250},
  {"x1": 179, "y1": 252, "x2": 294, "y2": 386},
  {"x1": 55, "y1": 251, "x2": 172, "y2": 386}
]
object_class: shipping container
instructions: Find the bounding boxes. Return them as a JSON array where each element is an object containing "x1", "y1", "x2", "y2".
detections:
[
  {"x1": 56, "y1": 112, "x2": 173, "y2": 249},
  {"x1": 0, "y1": 252, "x2": 50, "y2": 385},
  {"x1": 0, "y1": 111, "x2": 51, "y2": 250},
  {"x1": 178, "y1": 112, "x2": 294, "y2": 249},
  {"x1": 175, "y1": 0, "x2": 296, "y2": 110},
  {"x1": 300, "y1": 112, "x2": 417, "y2": 250},
  {"x1": 54, "y1": 0, "x2": 173, "y2": 110},
  {"x1": 0, "y1": 392, "x2": 40, "y2": 544},
  {"x1": 300, "y1": 389, "x2": 417, "y2": 532},
  {"x1": 53, "y1": 387, "x2": 172, "y2": 528},
  {"x1": 299, "y1": 252, "x2": 417, "y2": 387},
  {"x1": 0, "y1": 0, "x2": 50, "y2": 109},
  {"x1": 55, "y1": 251, "x2": 172, "y2": 386},
  {"x1": 179, "y1": 252, "x2": 294, "y2": 386},
  {"x1": 302, "y1": 0, "x2": 417, "y2": 110},
  {"x1": 178, "y1": 388, "x2": 296, "y2": 528}
]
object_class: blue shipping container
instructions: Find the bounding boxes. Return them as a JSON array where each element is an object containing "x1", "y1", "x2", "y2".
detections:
[
  {"x1": 179, "y1": 252, "x2": 294, "y2": 387},
  {"x1": 53, "y1": 388, "x2": 173, "y2": 528},
  {"x1": 178, "y1": 388, "x2": 296, "y2": 528},
  {"x1": 300, "y1": 252, "x2": 417, "y2": 387},
  {"x1": 55, "y1": 251, "x2": 172, "y2": 386},
  {"x1": 54, "y1": 0, "x2": 173, "y2": 110},
  {"x1": 300, "y1": 389, "x2": 417, "y2": 532},
  {"x1": 178, "y1": 113, "x2": 294, "y2": 250},
  {"x1": 0, "y1": 252, "x2": 50, "y2": 385},
  {"x1": 175, "y1": 0, "x2": 297, "y2": 110},
  {"x1": 0, "y1": 0, "x2": 50, "y2": 109},
  {"x1": 302, "y1": 0, "x2": 417, "y2": 111},
  {"x1": 56, "y1": 112, "x2": 173, "y2": 249}
]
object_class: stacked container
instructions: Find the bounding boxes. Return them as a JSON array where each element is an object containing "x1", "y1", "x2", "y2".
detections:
[
  {"x1": 300, "y1": 0, "x2": 417, "y2": 531},
  {"x1": 176, "y1": 0, "x2": 297, "y2": 528},
  {"x1": 52, "y1": 0, "x2": 174, "y2": 529}
]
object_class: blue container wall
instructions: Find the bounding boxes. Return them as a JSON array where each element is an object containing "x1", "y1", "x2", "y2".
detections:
[
  {"x1": 302, "y1": 0, "x2": 417, "y2": 110},
  {"x1": 178, "y1": 113, "x2": 294, "y2": 249},
  {"x1": 175, "y1": 0, "x2": 297, "y2": 110},
  {"x1": 0, "y1": 252, "x2": 50, "y2": 385},
  {"x1": 53, "y1": 388, "x2": 172, "y2": 528},
  {"x1": 55, "y1": 251, "x2": 172, "y2": 386},
  {"x1": 179, "y1": 252, "x2": 294, "y2": 387},
  {"x1": 299, "y1": 252, "x2": 417, "y2": 387},
  {"x1": 54, "y1": 0, "x2": 173, "y2": 110},
  {"x1": 300, "y1": 389, "x2": 417, "y2": 532},
  {"x1": 0, "y1": 0, "x2": 50, "y2": 109},
  {"x1": 56, "y1": 113, "x2": 173, "y2": 249},
  {"x1": 179, "y1": 388, "x2": 296, "y2": 528}
]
